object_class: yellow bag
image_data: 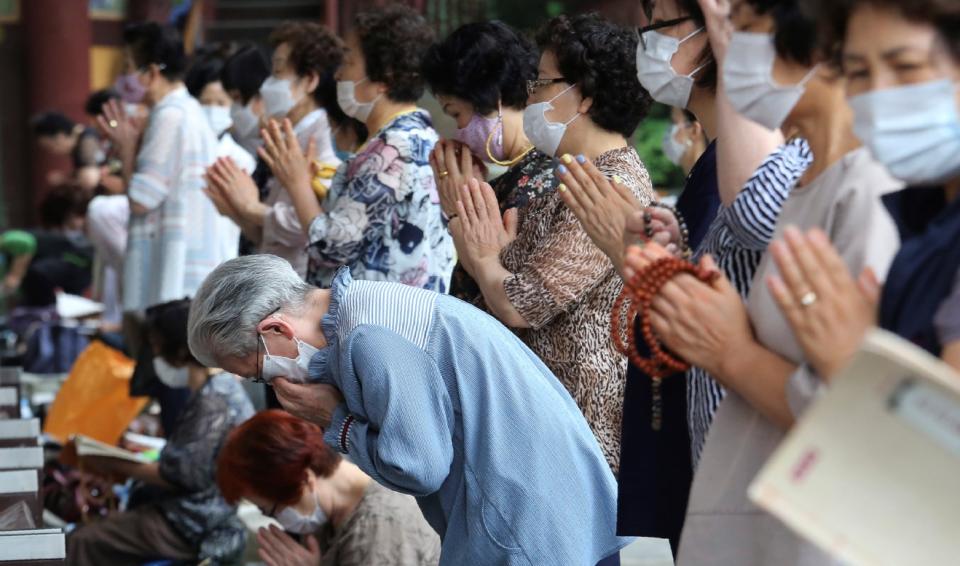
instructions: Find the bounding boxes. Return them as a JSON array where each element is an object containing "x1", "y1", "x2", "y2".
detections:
[{"x1": 43, "y1": 341, "x2": 148, "y2": 445}]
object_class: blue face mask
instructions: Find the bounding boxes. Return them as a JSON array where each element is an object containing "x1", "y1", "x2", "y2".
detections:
[
  {"x1": 331, "y1": 130, "x2": 352, "y2": 162},
  {"x1": 849, "y1": 79, "x2": 960, "y2": 185}
]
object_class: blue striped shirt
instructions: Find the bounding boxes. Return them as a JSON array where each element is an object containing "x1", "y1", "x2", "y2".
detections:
[
  {"x1": 310, "y1": 269, "x2": 631, "y2": 565},
  {"x1": 687, "y1": 138, "x2": 813, "y2": 467}
]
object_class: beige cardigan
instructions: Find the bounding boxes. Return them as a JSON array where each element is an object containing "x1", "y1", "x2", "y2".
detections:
[{"x1": 678, "y1": 148, "x2": 903, "y2": 565}]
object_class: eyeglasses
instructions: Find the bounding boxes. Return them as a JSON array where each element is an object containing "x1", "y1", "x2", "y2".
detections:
[
  {"x1": 526, "y1": 77, "x2": 569, "y2": 98},
  {"x1": 252, "y1": 334, "x2": 265, "y2": 384},
  {"x1": 637, "y1": 16, "x2": 694, "y2": 49}
]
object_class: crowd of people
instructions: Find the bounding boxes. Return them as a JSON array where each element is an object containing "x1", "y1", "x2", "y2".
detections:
[{"x1": 8, "y1": 0, "x2": 957, "y2": 563}]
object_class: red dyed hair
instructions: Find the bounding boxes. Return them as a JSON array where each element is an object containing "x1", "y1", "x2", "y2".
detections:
[{"x1": 217, "y1": 410, "x2": 342, "y2": 505}]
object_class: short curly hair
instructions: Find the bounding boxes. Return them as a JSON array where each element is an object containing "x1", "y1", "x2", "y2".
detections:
[
  {"x1": 354, "y1": 4, "x2": 435, "y2": 103},
  {"x1": 422, "y1": 21, "x2": 538, "y2": 114},
  {"x1": 270, "y1": 21, "x2": 344, "y2": 106},
  {"x1": 536, "y1": 14, "x2": 652, "y2": 138}
]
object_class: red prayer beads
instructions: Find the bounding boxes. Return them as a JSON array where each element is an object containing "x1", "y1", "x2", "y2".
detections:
[{"x1": 611, "y1": 255, "x2": 719, "y2": 430}]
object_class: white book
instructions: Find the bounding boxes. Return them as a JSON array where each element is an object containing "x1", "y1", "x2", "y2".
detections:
[
  {"x1": 0, "y1": 470, "x2": 38, "y2": 494},
  {"x1": 749, "y1": 328, "x2": 960, "y2": 566},
  {"x1": 0, "y1": 529, "x2": 65, "y2": 560},
  {"x1": 0, "y1": 388, "x2": 15, "y2": 406},
  {"x1": 122, "y1": 432, "x2": 167, "y2": 451},
  {"x1": 73, "y1": 434, "x2": 149, "y2": 464},
  {"x1": 0, "y1": 447, "x2": 42, "y2": 470},
  {"x1": 0, "y1": 419, "x2": 39, "y2": 440},
  {"x1": 56, "y1": 292, "x2": 104, "y2": 320}
]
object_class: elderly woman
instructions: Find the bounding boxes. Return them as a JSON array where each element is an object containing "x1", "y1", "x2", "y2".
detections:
[
  {"x1": 187, "y1": 254, "x2": 629, "y2": 566},
  {"x1": 205, "y1": 21, "x2": 343, "y2": 277},
  {"x1": 68, "y1": 299, "x2": 254, "y2": 565},
  {"x1": 434, "y1": 14, "x2": 654, "y2": 474},
  {"x1": 260, "y1": 5, "x2": 453, "y2": 291},
  {"x1": 218, "y1": 410, "x2": 440, "y2": 566}
]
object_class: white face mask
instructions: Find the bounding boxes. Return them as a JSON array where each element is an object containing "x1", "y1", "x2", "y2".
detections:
[
  {"x1": 123, "y1": 102, "x2": 142, "y2": 119},
  {"x1": 636, "y1": 27, "x2": 706, "y2": 108},
  {"x1": 203, "y1": 104, "x2": 233, "y2": 136},
  {"x1": 849, "y1": 78, "x2": 960, "y2": 185},
  {"x1": 153, "y1": 356, "x2": 189, "y2": 389},
  {"x1": 662, "y1": 124, "x2": 691, "y2": 166},
  {"x1": 260, "y1": 77, "x2": 298, "y2": 118},
  {"x1": 337, "y1": 78, "x2": 381, "y2": 122},
  {"x1": 276, "y1": 492, "x2": 328, "y2": 534},
  {"x1": 522, "y1": 83, "x2": 580, "y2": 157},
  {"x1": 723, "y1": 31, "x2": 818, "y2": 131},
  {"x1": 260, "y1": 333, "x2": 319, "y2": 384},
  {"x1": 231, "y1": 101, "x2": 261, "y2": 151}
]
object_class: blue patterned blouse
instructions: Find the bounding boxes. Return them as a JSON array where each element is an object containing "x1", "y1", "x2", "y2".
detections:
[{"x1": 306, "y1": 110, "x2": 455, "y2": 292}]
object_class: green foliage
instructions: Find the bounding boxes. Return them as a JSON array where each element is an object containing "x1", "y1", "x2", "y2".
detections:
[
  {"x1": 487, "y1": 0, "x2": 570, "y2": 34},
  {"x1": 633, "y1": 103, "x2": 686, "y2": 191}
]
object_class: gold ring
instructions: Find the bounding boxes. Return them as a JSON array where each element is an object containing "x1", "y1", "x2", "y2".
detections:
[
  {"x1": 108, "y1": 119, "x2": 119, "y2": 129},
  {"x1": 800, "y1": 291, "x2": 818, "y2": 308},
  {"x1": 439, "y1": 170, "x2": 449, "y2": 178}
]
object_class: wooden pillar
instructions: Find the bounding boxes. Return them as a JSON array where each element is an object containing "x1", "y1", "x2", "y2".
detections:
[
  {"x1": 22, "y1": 0, "x2": 92, "y2": 215},
  {"x1": 325, "y1": 0, "x2": 339, "y2": 34}
]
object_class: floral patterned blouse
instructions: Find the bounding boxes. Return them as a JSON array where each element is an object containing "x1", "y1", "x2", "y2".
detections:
[
  {"x1": 478, "y1": 146, "x2": 655, "y2": 473},
  {"x1": 448, "y1": 149, "x2": 560, "y2": 301},
  {"x1": 306, "y1": 110, "x2": 455, "y2": 292}
]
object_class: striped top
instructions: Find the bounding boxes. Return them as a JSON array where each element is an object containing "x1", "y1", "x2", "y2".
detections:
[
  {"x1": 124, "y1": 87, "x2": 223, "y2": 312},
  {"x1": 687, "y1": 138, "x2": 812, "y2": 467},
  {"x1": 310, "y1": 269, "x2": 630, "y2": 565}
]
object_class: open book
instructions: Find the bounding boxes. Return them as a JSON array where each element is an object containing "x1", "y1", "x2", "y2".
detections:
[
  {"x1": 72, "y1": 434, "x2": 150, "y2": 464},
  {"x1": 749, "y1": 328, "x2": 960, "y2": 566}
]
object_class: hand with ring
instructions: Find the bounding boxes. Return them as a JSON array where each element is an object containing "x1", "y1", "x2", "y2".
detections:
[
  {"x1": 766, "y1": 226, "x2": 881, "y2": 381},
  {"x1": 429, "y1": 140, "x2": 485, "y2": 218},
  {"x1": 96, "y1": 98, "x2": 142, "y2": 157}
]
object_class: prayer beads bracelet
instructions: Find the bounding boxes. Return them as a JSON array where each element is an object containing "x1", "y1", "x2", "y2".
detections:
[
  {"x1": 611, "y1": 256, "x2": 718, "y2": 430},
  {"x1": 648, "y1": 202, "x2": 691, "y2": 259}
]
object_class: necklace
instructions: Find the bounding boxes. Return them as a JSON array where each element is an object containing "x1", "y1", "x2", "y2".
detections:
[
  {"x1": 611, "y1": 256, "x2": 718, "y2": 430},
  {"x1": 485, "y1": 118, "x2": 534, "y2": 167}
]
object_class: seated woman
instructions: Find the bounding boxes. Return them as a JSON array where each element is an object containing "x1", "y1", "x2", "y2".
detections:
[
  {"x1": 259, "y1": 5, "x2": 454, "y2": 291},
  {"x1": 67, "y1": 298, "x2": 254, "y2": 566},
  {"x1": 217, "y1": 410, "x2": 441, "y2": 565},
  {"x1": 187, "y1": 254, "x2": 630, "y2": 565},
  {"x1": 19, "y1": 186, "x2": 94, "y2": 308},
  {"x1": 205, "y1": 22, "x2": 343, "y2": 277},
  {"x1": 433, "y1": 14, "x2": 654, "y2": 474}
]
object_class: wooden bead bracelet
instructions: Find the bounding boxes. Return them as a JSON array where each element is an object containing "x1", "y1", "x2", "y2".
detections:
[{"x1": 611, "y1": 255, "x2": 719, "y2": 430}]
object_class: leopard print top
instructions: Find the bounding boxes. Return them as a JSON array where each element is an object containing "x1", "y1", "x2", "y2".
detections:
[{"x1": 482, "y1": 146, "x2": 654, "y2": 473}]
